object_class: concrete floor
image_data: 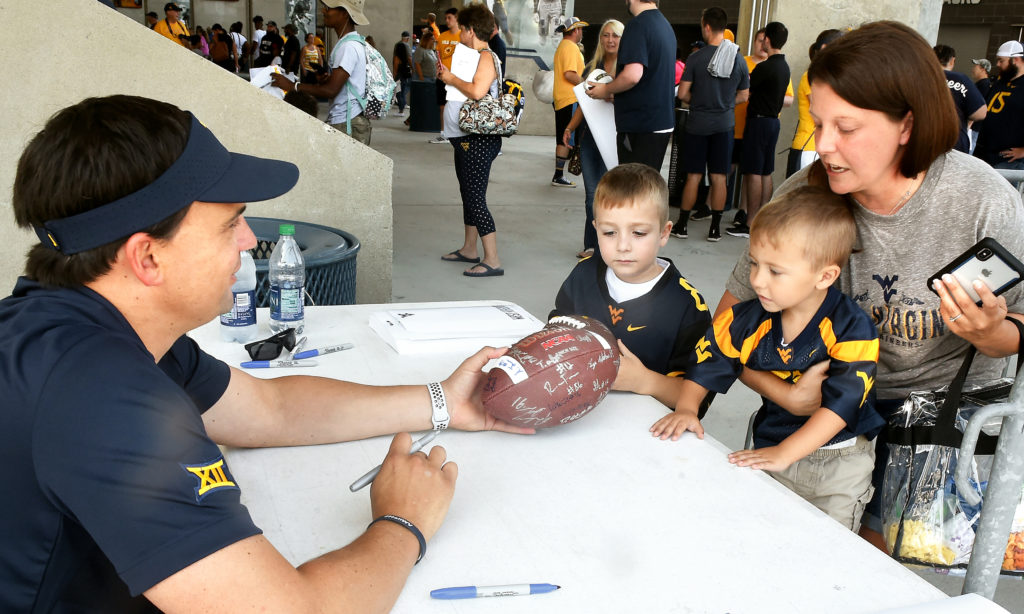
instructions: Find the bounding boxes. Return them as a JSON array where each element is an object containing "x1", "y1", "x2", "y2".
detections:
[{"x1": 369, "y1": 110, "x2": 1023, "y2": 613}]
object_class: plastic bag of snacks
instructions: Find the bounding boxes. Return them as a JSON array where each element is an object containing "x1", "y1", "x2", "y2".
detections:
[
  {"x1": 1004, "y1": 487, "x2": 1024, "y2": 572},
  {"x1": 882, "y1": 362, "x2": 1024, "y2": 574}
]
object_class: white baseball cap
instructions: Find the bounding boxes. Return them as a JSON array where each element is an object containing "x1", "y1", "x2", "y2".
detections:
[{"x1": 996, "y1": 40, "x2": 1024, "y2": 58}]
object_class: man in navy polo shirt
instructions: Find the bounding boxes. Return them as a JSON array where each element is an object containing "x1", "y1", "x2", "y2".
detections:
[
  {"x1": 0, "y1": 95, "x2": 530, "y2": 613},
  {"x1": 585, "y1": 0, "x2": 676, "y2": 172}
]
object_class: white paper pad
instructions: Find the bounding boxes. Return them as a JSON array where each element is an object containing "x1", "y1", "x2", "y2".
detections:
[
  {"x1": 574, "y1": 69, "x2": 618, "y2": 170},
  {"x1": 368, "y1": 303, "x2": 544, "y2": 355},
  {"x1": 445, "y1": 43, "x2": 480, "y2": 103}
]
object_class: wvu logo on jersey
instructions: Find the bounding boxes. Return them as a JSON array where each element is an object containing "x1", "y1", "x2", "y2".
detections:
[
  {"x1": 872, "y1": 274, "x2": 899, "y2": 303},
  {"x1": 608, "y1": 305, "x2": 624, "y2": 325},
  {"x1": 181, "y1": 457, "x2": 238, "y2": 502},
  {"x1": 856, "y1": 371, "x2": 874, "y2": 408},
  {"x1": 695, "y1": 336, "x2": 712, "y2": 363},
  {"x1": 776, "y1": 347, "x2": 793, "y2": 364}
]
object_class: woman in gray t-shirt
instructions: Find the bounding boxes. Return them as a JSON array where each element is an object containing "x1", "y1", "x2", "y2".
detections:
[{"x1": 718, "y1": 21, "x2": 1024, "y2": 545}]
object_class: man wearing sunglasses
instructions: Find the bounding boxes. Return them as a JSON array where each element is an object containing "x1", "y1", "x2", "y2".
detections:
[{"x1": 0, "y1": 95, "x2": 531, "y2": 613}]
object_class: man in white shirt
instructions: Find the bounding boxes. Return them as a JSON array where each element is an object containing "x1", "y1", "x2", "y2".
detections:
[{"x1": 271, "y1": 0, "x2": 372, "y2": 145}]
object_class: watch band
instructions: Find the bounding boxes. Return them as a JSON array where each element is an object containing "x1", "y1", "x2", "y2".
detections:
[{"x1": 428, "y1": 382, "x2": 449, "y2": 430}]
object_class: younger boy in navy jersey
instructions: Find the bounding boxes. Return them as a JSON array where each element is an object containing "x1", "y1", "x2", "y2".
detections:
[
  {"x1": 551, "y1": 163, "x2": 712, "y2": 409},
  {"x1": 651, "y1": 185, "x2": 884, "y2": 530}
]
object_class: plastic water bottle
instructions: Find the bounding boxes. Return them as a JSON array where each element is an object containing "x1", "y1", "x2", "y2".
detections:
[
  {"x1": 268, "y1": 224, "x2": 305, "y2": 334},
  {"x1": 220, "y1": 250, "x2": 258, "y2": 342}
]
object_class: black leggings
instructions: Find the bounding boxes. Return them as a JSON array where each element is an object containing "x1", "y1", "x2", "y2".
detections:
[{"x1": 451, "y1": 134, "x2": 502, "y2": 236}]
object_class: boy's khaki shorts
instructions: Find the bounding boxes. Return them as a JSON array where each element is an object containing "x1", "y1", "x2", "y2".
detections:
[{"x1": 771, "y1": 435, "x2": 875, "y2": 531}]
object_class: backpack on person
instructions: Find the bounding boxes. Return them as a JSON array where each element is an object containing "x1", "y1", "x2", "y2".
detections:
[{"x1": 339, "y1": 32, "x2": 396, "y2": 122}]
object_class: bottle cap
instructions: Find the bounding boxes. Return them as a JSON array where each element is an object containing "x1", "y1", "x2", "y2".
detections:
[{"x1": 279, "y1": 224, "x2": 295, "y2": 236}]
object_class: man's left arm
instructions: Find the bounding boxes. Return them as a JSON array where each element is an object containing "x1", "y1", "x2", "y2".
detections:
[{"x1": 203, "y1": 346, "x2": 533, "y2": 447}]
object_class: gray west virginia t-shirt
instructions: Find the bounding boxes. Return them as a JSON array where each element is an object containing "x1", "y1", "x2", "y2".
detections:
[{"x1": 726, "y1": 151, "x2": 1024, "y2": 400}]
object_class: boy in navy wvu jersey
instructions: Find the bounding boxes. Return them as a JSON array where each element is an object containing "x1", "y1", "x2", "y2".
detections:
[
  {"x1": 651, "y1": 185, "x2": 885, "y2": 530},
  {"x1": 550, "y1": 163, "x2": 712, "y2": 409}
]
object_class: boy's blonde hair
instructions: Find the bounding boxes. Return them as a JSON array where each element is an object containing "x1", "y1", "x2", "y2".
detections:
[
  {"x1": 593, "y1": 163, "x2": 669, "y2": 225},
  {"x1": 750, "y1": 185, "x2": 856, "y2": 269}
]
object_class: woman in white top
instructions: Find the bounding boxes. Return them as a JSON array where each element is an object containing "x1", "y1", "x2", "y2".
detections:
[{"x1": 436, "y1": 5, "x2": 505, "y2": 277}]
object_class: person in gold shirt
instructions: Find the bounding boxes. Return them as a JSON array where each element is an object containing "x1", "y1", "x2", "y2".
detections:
[
  {"x1": 153, "y1": 2, "x2": 190, "y2": 48},
  {"x1": 430, "y1": 8, "x2": 461, "y2": 144},
  {"x1": 551, "y1": 17, "x2": 587, "y2": 187}
]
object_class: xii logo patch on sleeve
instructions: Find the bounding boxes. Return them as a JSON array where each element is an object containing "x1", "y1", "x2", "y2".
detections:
[{"x1": 181, "y1": 457, "x2": 239, "y2": 502}]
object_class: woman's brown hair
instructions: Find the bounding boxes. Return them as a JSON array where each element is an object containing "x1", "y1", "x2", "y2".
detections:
[{"x1": 808, "y1": 21, "x2": 958, "y2": 179}]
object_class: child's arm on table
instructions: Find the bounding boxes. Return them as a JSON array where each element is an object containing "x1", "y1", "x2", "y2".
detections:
[
  {"x1": 727, "y1": 408, "x2": 846, "y2": 471},
  {"x1": 611, "y1": 340, "x2": 685, "y2": 408},
  {"x1": 649, "y1": 378, "x2": 707, "y2": 440}
]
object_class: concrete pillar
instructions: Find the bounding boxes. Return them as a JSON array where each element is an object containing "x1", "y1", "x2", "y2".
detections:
[
  {"x1": 0, "y1": 0, "x2": 394, "y2": 304},
  {"x1": 735, "y1": 0, "x2": 944, "y2": 191}
]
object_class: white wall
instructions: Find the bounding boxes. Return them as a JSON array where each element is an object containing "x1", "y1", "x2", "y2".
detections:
[{"x1": 0, "y1": 0, "x2": 394, "y2": 303}]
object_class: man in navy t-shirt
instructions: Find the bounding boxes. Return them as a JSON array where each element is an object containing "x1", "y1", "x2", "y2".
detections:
[
  {"x1": 0, "y1": 95, "x2": 530, "y2": 613},
  {"x1": 585, "y1": 0, "x2": 676, "y2": 172},
  {"x1": 934, "y1": 44, "x2": 986, "y2": 153}
]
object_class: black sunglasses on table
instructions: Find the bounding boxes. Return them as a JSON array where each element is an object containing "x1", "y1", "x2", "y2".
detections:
[{"x1": 244, "y1": 328, "x2": 297, "y2": 361}]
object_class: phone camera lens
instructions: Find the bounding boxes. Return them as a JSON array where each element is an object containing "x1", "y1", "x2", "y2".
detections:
[{"x1": 978, "y1": 248, "x2": 993, "y2": 261}]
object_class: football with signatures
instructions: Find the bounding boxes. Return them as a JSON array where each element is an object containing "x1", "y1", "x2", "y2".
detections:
[{"x1": 482, "y1": 316, "x2": 620, "y2": 429}]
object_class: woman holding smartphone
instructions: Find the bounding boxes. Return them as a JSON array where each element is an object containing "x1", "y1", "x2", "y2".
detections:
[{"x1": 714, "y1": 21, "x2": 1024, "y2": 549}]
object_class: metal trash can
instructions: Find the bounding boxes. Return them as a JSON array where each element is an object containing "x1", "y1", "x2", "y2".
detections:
[{"x1": 246, "y1": 217, "x2": 360, "y2": 306}]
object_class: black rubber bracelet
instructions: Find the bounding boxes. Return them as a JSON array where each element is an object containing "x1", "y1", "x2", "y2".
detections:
[{"x1": 368, "y1": 514, "x2": 426, "y2": 564}]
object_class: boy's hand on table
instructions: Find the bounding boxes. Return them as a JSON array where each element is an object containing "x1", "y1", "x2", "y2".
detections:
[
  {"x1": 649, "y1": 410, "x2": 704, "y2": 440},
  {"x1": 728, "y1": 446, "x2": 795, "y2": 472}
]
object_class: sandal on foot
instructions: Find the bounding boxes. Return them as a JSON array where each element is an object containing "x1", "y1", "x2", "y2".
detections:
[
  {"x1": 463, "y1": 263, "x2": 504, "y2": 277},
  {"x1": 441, "y1": 250, "x2": 480, "y2": 263}
]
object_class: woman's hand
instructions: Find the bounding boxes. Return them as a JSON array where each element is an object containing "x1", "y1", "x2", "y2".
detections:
[
  {"x1": 562, "y1": 128, "x2": 573, "y2": 149},
  {"x1": 436, "y1": 61, "x2": 450, "y2": 84},
  {"x1": 932, "y1": 274, "x2": 1013, "y2": 355}
]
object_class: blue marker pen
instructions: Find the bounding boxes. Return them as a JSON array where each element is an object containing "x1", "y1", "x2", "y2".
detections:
[
  {"x1": 293, "y1": 343, "x2": 354, "y2": 360},
  {"x1": 430, "y1": 583, "x2": 560, "y2": 599},
  {"x1": 240, "y1": 359, "x2": 319, "y2": 369}
]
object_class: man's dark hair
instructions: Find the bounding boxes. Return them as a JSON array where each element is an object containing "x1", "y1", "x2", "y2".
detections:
[
  {"x1": 933, "y1": 44, "x2": 955, "y2": 65},
  {"x1": 146, "y1": 11, "x2": 158, "y2": 18},
  {"x1": 457, "y1": 4, "x2": 495, "y2": 42},
  {"x1": 253, "y1": 15, "x2": 263, "y2": 24},
  {"x1": 445, "y1": 7, "x2": 458, "y2": 16},
  {"x1": 12, "y1": 96, "x2": 192, "y2": 288},
  {"x1": 701, "y1": 7, "x2": 727, "y2": 33},
  {"x1": 763, "y1": 22, "x2": 788, "y2": 50},
  {"x1": 230, "y1": 21, "x2": 242, "y2": 33}
]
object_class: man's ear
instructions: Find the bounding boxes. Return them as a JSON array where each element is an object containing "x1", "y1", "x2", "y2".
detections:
[{"x1": 121, "y1": 233, "x2": 164, "y2": 287}]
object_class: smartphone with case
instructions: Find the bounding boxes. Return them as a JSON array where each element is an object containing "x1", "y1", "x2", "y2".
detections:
[{"x1": 927, "y1": 237, "x2": 1024, "y2": 306}]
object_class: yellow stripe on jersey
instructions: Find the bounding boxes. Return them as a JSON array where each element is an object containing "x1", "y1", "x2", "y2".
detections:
[
  {"x1": 739, "y1": 319, "x2": 773, "y2": 364},
  {"x1": 713, "y1": 310, "x2": 740, "y2": 359},
  {"x1": 819, "y1": 318, "x2": 879, "y2": 363},
  {"x1": 678, "y1": 277, "x2": 708, "y2": 312}
]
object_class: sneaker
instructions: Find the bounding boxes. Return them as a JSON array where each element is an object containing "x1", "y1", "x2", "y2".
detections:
[
  {"x1": 726, "y1": 223, "x2": 750, "y2": 238},
  {"x1": 551, "y1": 176, "x2": 576, "y2": 188},
  {"x1": 690, "y1": 205, "x2": 712, "y2": 221},
  {"x1": 707, "y1": 226, "x2": 721, "y2": 242},
  {"x1": 731, "y1": 209, "x2": 747, "y2": 227},
  {"x1": 670, "y1": 224, "x2": 688, "y2": 239},
  {"x1": 428, "y1": 136, "x2": 449, "y2": 144}
]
